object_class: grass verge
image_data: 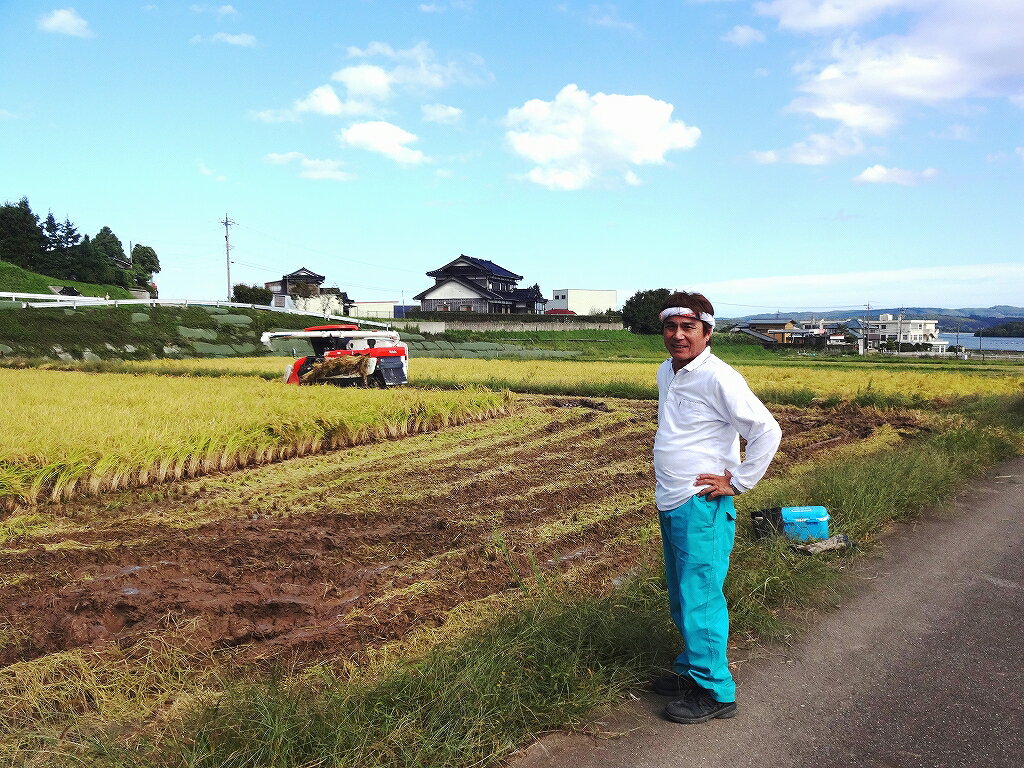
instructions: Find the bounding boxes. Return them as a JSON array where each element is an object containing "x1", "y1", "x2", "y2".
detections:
[{"x1": 57, "y1": 397, "x2": 1023, "y2": 768}]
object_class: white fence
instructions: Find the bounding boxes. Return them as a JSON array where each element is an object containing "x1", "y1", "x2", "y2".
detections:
[{"x1": 0, "y1": 292, "x2": 392, "y2": 329}]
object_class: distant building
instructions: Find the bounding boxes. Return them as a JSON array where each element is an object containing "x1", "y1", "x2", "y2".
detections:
[
  {"x1": 349, "y1": 301, "x2": 399, "y2": 319},
  {"x1": 413, "y1": 254, "x2": 547, "y2": 314},
  {"x1": 548, "y1": 288, "x2": 617, "y2": 315},
  {"x1": 851, "y1": 314, "x2": 948, "y2": 353},
  {"x1": 265, "y1": 267, "x2": 354, "y2": 315}
]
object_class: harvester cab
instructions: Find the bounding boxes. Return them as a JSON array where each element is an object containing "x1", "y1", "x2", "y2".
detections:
[{"x1": 259, "y1": 324, "x2": 409, "y2": 387}]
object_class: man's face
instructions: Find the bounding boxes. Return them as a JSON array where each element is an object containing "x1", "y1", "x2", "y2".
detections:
[{"x1": 663, "y1": 314, "x2": 711, "y2": 367}]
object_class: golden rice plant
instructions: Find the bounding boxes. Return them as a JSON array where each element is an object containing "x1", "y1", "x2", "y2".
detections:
[
  {"x1": 0, "y1": 369, "x2": 513, "y2": 509},
  {"x1": 409, "y1": 357, "x2": 1024, "y2": 400}
]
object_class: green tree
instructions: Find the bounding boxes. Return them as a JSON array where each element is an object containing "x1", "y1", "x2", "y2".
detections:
[
  {"x1": 233, "y1": 283, "x2": 273, "y2": 305},
  {"x1": 0, "y1": 197, "x2": 45, "y2": 271},
  {"x1": 92, "y1": 226, "x2": 127, "y2": 267},
  {"x1": 39, "y1": 212, "x2": 82, "y2": 279},
  {"x1": 621, "y1": 288, "x2": 671, "y2": 334},
  {"x1": 130, "y1": 244, "x2": 160, "y2": 287},
  {"x1": 73, "y1": 235, "x2": 115, "y2": 284}
]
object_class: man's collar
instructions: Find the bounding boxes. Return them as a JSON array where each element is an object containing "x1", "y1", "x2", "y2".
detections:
[{"x1": 677, "y1": 346, "x2": 712, "y2": 373}]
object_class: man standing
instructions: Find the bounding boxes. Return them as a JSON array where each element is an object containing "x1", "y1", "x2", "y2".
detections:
[{"x1": 652, "y1": 291, "x2": 781, "y2": 724}]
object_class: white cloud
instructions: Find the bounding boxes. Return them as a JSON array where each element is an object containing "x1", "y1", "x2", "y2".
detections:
[
  {"x1": 266, "y1": 152, "x2": 353, "y2": 181},
  {"x1": 854, "y1": 164, "x2": 938, "y2": 184},
  {"x1": 505, "y1": 84, "x2": 700, "y2": 190},
  {"x1": 756, "y1": 1, "x2": 1024, "y2": 163},
  {"x1": 585, "y1": 4, "x2": 638, "y2": 33},
  {"x1": 0, "y1": 109, "x2": 17, "y2": 120},
  {"x1": 210, "y1": 32, "x2": 256, "y2": 46},
  {"x1": 294, "y1": 85, "x2": 343, "y2": 115},
  {"x1": 342, "y1": 41, "x2": 476, "y2": 92},
  {"x1": 259, "y1": 42, "x2": 480, "y2": 123},
  {"x1": 250, "y1": 108, "x2": 298, "y2": 123},
  {"x1": 332, "y1": 64, "x2": 393, "y2": 100},
  {"x1": 421, "y1": 103, "x2": 463, "y2": 123},
  {"x1": 190, "y1": 3, "x2": 237, "y2": 15},
  {"x1": 341, "y1": 121, "x2": 428, "y2": 164},
  {"x1": 754, "y1": 0, "x2": 927, "y2": 31},
  {"x1": 624, "y1": 170, "x2": 642, "y2": 186},
  {"x1": 722, "y1": 25, "x2": 766, "y2": 45},
  {"x1": 198, "y1": 162, "x2": 226, "y2": 182},
  {"x1": 39, "y1": 8, "x2": 93, "y2": 37},
  {"x1": 750, "y1": 150, "x2": 779, "y2": 164}
]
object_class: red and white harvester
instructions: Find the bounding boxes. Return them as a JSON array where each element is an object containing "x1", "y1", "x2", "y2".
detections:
[{"x1": 260, "y1": 324, "x2": 409, "y2": 387}]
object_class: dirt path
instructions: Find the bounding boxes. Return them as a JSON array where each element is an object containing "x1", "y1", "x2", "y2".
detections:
[
  {"x1": 512, "y1": 458, "x2": 1024, "y2": 768},
  {"x1": 1, "y1": 397, "x2": 924, "y2": 672}
]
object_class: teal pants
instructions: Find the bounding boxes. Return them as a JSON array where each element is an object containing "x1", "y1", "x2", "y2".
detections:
[{"x1": 659, "y1": 493, "x2": 737, "y2": 703}]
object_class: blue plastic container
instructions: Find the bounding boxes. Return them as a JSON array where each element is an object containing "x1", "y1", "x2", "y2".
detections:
[{"x1": 781, "y1": 506, "x2": 830, "y2": 541}]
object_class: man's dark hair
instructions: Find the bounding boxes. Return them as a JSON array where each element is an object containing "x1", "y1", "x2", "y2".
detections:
[{"x1": 661, "y1": 291, "x2": 715, "y2": 334}]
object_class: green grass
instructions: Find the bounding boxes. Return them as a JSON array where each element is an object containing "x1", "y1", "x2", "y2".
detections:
[
  {"x1": 75, "y1": 397, "x2": 1022, "y2": 768},
  {"x1": 0, "y1": 304, "x2": 338, "y2": 360},
  {"x1": 0, "y1": 259, "x2": 132, "y2": 299},
  {"x1": 419, "y1": 328, "x2": 777, "y2": 364}
]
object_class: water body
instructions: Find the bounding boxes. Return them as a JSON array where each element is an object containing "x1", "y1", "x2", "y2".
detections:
[{"x1": 938, "y1": 332, "x2": 1024, "y2": 352}]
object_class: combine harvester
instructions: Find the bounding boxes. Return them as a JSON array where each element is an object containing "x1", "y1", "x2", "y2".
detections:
[{"x1": 260, "y1": 324, "x2": 409, "y2": 387}]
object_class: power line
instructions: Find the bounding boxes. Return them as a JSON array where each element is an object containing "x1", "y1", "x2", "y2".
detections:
[{"x1": 232, "y1": 221, "x2": 423, "y2": 276}]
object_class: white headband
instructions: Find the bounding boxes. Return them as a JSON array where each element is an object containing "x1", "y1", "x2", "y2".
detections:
[{"x1": 659, "y1": 307, "x2": 716, "y2": 328}]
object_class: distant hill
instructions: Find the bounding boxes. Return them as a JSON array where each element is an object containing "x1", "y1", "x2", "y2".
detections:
[
  {"x1": 0, "y1": 259, "x2": 132, "y2": 299},
  {"x1": 722, "y1": 306, "x2": 1024, "y2": 333}
]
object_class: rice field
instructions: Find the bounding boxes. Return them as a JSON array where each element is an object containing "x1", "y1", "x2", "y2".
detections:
[
  {"x1": 115, "y1": 356, "x2": 1024, "y2": 402},
  {"x1": 0, "y1": 369, "x2": 512, "y2": 509}
]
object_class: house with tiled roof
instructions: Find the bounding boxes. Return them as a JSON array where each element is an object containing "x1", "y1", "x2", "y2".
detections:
[{"x1": 413, "y1": 255, "x2": 547, "y2": 314}]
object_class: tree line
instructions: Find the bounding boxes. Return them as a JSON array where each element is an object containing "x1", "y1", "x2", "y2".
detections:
[{"x1": 0, "y1": 197, "x2": 160, "y2": 295}]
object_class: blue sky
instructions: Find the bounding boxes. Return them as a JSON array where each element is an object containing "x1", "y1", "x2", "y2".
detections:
[{"x1": 1, "y1": 1, "x2": 1022, "y2": 315}]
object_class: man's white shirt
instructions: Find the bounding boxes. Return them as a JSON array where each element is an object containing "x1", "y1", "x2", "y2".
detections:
[{"x1": 654, "y1": 347, "x2": 782, "y2": 512}]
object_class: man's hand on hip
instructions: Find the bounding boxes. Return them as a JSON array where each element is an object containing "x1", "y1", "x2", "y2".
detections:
[{"x1": 695, "y1": 468, "x2": 737, "y2": 499}]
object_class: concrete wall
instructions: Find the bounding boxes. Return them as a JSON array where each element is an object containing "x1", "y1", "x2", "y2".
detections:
[{"x1": 391, "y1": 319, "x2": 624, "y2": 333}]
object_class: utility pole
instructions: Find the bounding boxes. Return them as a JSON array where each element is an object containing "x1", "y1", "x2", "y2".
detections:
[
  {"x1": 221, "y1": 214, "x2": 235, "y2": 301},
  {"x1": 862, "y1": 302, "x2": 871, "y2": 355},
  {"x1": 896, "y1": 307, "x2": 904, "y2": 356}
]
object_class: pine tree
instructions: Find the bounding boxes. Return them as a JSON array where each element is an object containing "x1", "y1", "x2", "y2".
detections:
[{"x1": 0, "y1": 197, "x2": 45, "y2": 270}]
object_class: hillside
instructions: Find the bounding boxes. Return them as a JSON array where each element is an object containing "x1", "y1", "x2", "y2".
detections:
[
  {"x1": 0, "y1": 304, "x2": 340, "y2": 360},
  {"x1": 0, "y1": 259, "x2": 133, "y2": 299},
  {"x1": 727, "y1": 305, "x2": 1024, "y2": 333}
]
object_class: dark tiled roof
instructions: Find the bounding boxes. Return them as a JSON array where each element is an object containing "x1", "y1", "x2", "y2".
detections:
[
  {"x1": 283, "y1": 267, "x2": 325, "y2": 281},
  {"x1": 426, "y1": 254, "x2": 523, "y2": 281}
]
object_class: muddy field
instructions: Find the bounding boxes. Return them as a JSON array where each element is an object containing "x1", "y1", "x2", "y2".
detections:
[{"x1": 0, "y1": 396, "x2": 925, "y2": 671}]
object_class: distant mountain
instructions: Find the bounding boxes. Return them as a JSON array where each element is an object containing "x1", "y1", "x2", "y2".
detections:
[{"x1": 720, "y1": 306, "x2": 1024, "y2": 333}]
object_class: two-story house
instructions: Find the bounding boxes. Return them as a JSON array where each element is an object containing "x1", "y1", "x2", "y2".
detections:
[{"x1": 413, "y1": 255, "x2": 547, "y2": 314}]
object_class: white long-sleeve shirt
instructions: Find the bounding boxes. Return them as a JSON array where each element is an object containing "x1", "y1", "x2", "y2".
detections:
[{"x1": 654, "y1": 347, "x2": 782, "y2": 511}]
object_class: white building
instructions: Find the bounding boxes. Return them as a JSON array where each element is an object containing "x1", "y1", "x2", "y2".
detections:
[
  {"x1": 348, "y1": 301, "x2": 398, "y2": 319},
  {"x1": 862, "y1": 314, "x2": 948, "y2": 353},
  {"x1": 548, "y1": 288, "x2": 617, "y2": 315}
]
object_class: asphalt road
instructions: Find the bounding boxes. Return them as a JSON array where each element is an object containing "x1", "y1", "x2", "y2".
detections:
[{"x1": 513, "y1": 457, "x2": 1024, "y2": 768}]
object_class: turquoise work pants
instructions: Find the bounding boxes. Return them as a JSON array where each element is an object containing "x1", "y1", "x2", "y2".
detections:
[{"x1": 658, "y1": 493, "x2": 737, "y2": 703}]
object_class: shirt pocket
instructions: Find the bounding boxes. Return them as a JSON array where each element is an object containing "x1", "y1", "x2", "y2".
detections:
[{"x1": 673, "y1": 397, "x2": 713, "y2": 425}]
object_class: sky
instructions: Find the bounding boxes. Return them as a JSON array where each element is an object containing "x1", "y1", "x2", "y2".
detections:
[{"x1": 1, "y1": 0, "x2": 1022, "y2": 317}]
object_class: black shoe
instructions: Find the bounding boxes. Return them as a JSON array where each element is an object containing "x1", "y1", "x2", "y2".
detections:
[
  {"x1": 651, "y1": 671, "x2": 698, "y2": 697},
  {"x1": 664, "y1": 688, "x2": 737, "y2": 724}
]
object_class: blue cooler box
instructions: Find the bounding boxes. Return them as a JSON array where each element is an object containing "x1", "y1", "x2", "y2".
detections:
[{"x1": 781, "y1": 506, "x2": 829, "y2": 541}]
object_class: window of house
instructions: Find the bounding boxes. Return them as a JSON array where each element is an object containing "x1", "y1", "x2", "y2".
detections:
[{"x1": 461, "y1": 305, "x2": 473, "y2": 311}]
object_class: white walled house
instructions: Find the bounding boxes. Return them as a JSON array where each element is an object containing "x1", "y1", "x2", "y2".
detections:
[
  {"x1": 548, "y1": 289, "x2": 617, "y2": 315},
  {"x1": 854, "y1": 314, "x2": 948, "y2": 353},
  {"x1": 414, "y1": 255, "x2": 547, "y2": 313}
]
